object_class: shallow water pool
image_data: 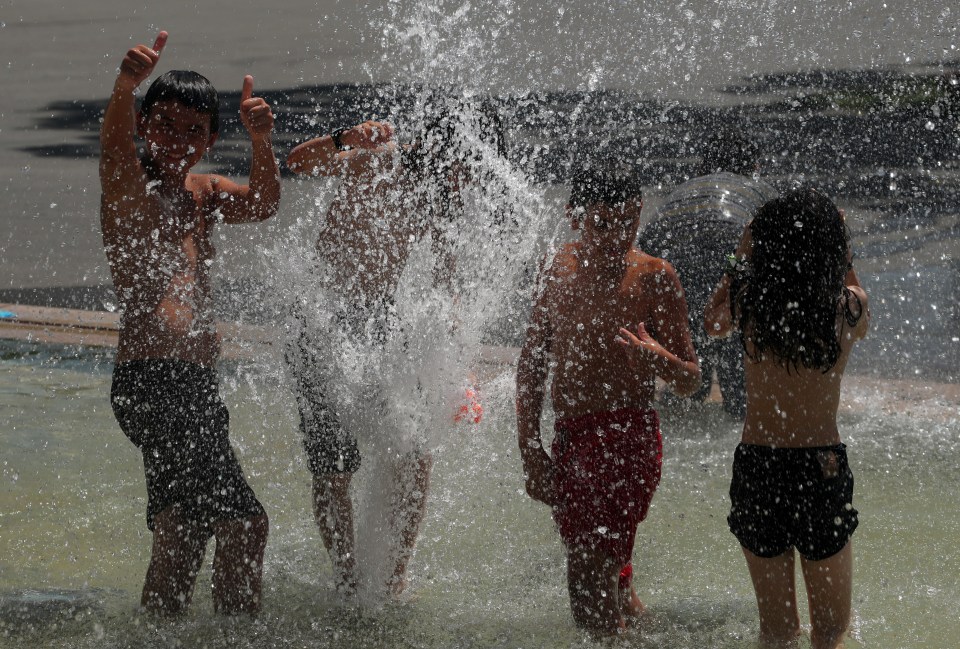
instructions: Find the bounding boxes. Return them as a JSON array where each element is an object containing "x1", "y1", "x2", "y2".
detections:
[{"x1": 1, "y1": 340, "x2": 958, "y2": 648}]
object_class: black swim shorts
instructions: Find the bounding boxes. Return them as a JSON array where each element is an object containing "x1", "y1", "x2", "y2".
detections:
[
  {"x1": 728, "y1": 443, "x2": 858, "y2": 561},
  {"x1": 286, "y1": 335, "x2": 363, "y2": 475},
  {"x1": 284, "y1": 300, "x2": 387, "y2": 476},
  {"x1": 111, "y1": 360, "x2": 266, "y2": 531}
]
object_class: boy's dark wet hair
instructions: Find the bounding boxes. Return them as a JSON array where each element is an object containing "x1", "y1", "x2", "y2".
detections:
[
  {"x1": 568, "y1": 167, "x2": 643, "y2": 209},
  {"x1": 403, "y1": 90, "x2": 508, "y2": 223},
  {"x1": 140, "y1": 70, "x2": 220, "y2": 134},
  {"x1": 732, "y1": 187, "x2": 853, "y2": 372},
  {"x1": 413, "y1": 91, "x2": 506, "y2": 160},
  {"x1": 406, "y1": 91, "x2": 507, "y2": 181}
]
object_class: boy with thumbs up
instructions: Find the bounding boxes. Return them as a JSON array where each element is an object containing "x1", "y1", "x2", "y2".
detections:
[{"x1": 100, "y1": 31, "x2": 280, "y2": 616}]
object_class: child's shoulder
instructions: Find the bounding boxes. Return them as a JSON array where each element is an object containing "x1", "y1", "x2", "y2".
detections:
[
  {"x1": 626, "y1": 248, "x2": 674, "y2": 274},
  {"x1": 545, "y1": 243, "x2": 581, "y2": 274},
  {"x1": 624, "y1": 250, "x2": 683, "y2": 295}
]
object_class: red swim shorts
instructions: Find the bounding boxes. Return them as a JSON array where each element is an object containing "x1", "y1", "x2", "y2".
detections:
[{"x1": 551, "y1": 408, "x2": 662, "y2": 566}]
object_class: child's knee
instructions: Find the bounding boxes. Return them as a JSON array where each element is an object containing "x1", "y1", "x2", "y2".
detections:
[
  {"x1": 314, "y1": 472, "x2": 352, "y2": 501},
  {"x1": 245, "y1": 513, "x2": 269, "y2": 551}
]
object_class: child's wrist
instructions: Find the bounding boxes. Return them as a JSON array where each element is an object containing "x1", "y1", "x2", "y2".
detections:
[
  {"x1": 114, "y1": 75, "x2": 140, "y2": 92},
  {"x1": 519, "y1": 440, "x2": 546, "y2": 460},
  {"x1": 331, "y1": 126, "x2": 352, "y2": 151}
]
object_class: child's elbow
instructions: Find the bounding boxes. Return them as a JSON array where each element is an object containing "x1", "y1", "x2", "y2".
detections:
[
  {"x1": 256, "y1": 201, "x2": 280, "y2": 222},
  {"x1": 672, "y1": 365, "x2": 702, "y2": 397}
]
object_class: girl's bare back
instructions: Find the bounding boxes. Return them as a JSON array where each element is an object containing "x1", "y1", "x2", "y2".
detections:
[{"x1": 739, "y1": 286, "x2": 868, "y2": 447}]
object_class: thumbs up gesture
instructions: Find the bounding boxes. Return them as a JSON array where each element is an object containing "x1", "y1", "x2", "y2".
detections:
[
  {"x1": 118, "y1": 31, "x2": 167, "y2": 88},
  {"x1": 239, "y1": 75, "x2": 274, "y2": 141}
]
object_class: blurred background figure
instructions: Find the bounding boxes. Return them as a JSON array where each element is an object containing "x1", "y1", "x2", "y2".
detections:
[{"x1": 637, "y1": 127, "x2": 777, "y2": 418}]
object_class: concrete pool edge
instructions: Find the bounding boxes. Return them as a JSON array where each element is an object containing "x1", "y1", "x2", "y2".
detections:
[
  {"x1": 0, "y1": 303, "x2": 274, "y2": 361},
  {"x1": 2, "y1": 303, "x2": 958, "y2": 419}
]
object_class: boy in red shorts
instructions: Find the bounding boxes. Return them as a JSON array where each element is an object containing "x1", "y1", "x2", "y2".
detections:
[{"x1": 516, "y1": 167, "x2": 700, "y2": 635}]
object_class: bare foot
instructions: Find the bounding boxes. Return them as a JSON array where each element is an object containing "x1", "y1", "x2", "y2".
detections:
[
  {"x1": 385, "y1": 574, "x2": 422, "y2": 604},
  {"x1": 335, "y1": 574, "x2": 357, "y2": 598},
  {"x1": 620, "y1": 587, "x2": 647, "y2": 625},
  {"x1": 386, "y1": 573, "x2": 407, "y2": 597}
]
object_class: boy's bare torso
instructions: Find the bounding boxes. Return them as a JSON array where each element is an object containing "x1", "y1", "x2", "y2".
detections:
[
  {"x1": 101, "y1": 171, "x2": 223, "y2": 366},
  {"x1": 315, "y1": 162, "x2": 431, "y2": 305},
  {"x1": 542, "y1": 245, "x2": 668, "y2": 419}
]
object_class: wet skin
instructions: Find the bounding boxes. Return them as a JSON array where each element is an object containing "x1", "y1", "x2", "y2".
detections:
[{"x1": 99, "y1": 31, "x2": 279, "y2": 615}]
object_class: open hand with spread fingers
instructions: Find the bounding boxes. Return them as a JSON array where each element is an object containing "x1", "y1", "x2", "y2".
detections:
[{"x1": 615, "y1": 322, "x2": 665, "y2": 368}]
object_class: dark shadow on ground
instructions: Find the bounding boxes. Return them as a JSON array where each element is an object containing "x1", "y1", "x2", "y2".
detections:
[
  {"x1": 0, "y1": 280, "x2": 273, "y2": 324},
  {"x1": 23, "y1": 60, "x2": 960, "y2": 224},
  {"x1": 21, "y1": 83, "x2": 393, "y2": 178}
]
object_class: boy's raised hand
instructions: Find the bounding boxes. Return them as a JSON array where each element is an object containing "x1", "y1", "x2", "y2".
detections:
[
  {"x1": 615, "y1": 322, "x2": 664, "y2": 368},
  {"x1": 239, "y1": 75, "x2": 275, "y2": 141},
  {"x1": 338, "y1": 121, "x2": 395, "y2": 150},
  {"x1": 118, "y1": 31, "x2": 167, "y2": 88}
]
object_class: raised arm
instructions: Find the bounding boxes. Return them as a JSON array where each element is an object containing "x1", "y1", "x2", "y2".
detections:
[
  {"x1": 212, "y1": 75, "x2": 280, "y2": 224},
  {"x1": 704, "y1": 274, "x2": 733, "y2": 338},
  {"x1": 100, "y1": 31, "x2": 167, "y2": 197},
  {"x1": 286, "y1": 121, "x2": 396, "y2": 176},
  {"x1": 616, "y1": 261, "x2": 701, "y2": 396},
  {"x1": 705, "y1": 221, "x2": 753, "y2": 338},
  {"x1": 516, "y1": 281, "x2": 555, "y2": 506},
  {"x1": 842, "y1": 246, "x2": 870, "y2": 342}
]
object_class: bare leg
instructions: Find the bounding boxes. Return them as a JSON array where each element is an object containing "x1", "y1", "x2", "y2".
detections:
[
  {"x1": 387, "y1": 452, "x2": 432, "y2": 594},
  {"x1": 211, "y1": 513, "x2": 269, "y2": 615},
  {"x1": 742, "y1": 546, "x2": 803, "y2": 648},
  {"x1": 141, "y1": 506, "x2": 210, "y2": 616},
  {"x1": 617, "y1": 564, "x2": 646, "y2": 622},
  {"x1": 313, "y1": 473, "x2": 357, "y2": 593},
  {"x1": 800, "y1": 542, "x2": 852, "y2": 649},
  {"x1": 566, "y1": 545, "x2": 625, "y2": 636}
]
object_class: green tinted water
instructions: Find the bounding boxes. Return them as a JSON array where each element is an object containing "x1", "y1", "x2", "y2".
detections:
[{"x1": 1, "y1": 342, "x2": 958, "y2": 648}]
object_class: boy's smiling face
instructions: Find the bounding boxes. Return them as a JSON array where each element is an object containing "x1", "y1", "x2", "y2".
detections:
[
  {"x1": 574, "y1": 198, "x2": 643, "y2": 259},
  {"x1": 137, "y1": 99, "x2": 217, "y2": 174}
]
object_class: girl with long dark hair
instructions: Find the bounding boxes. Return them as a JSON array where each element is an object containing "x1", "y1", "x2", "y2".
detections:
[{"x1": 705, "y1": 188, "x2": 870, "y2": 649}]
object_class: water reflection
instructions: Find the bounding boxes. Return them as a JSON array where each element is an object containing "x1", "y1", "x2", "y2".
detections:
[{"x1": 1, "y1": 0, "x2": 959, "y2": 646}]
